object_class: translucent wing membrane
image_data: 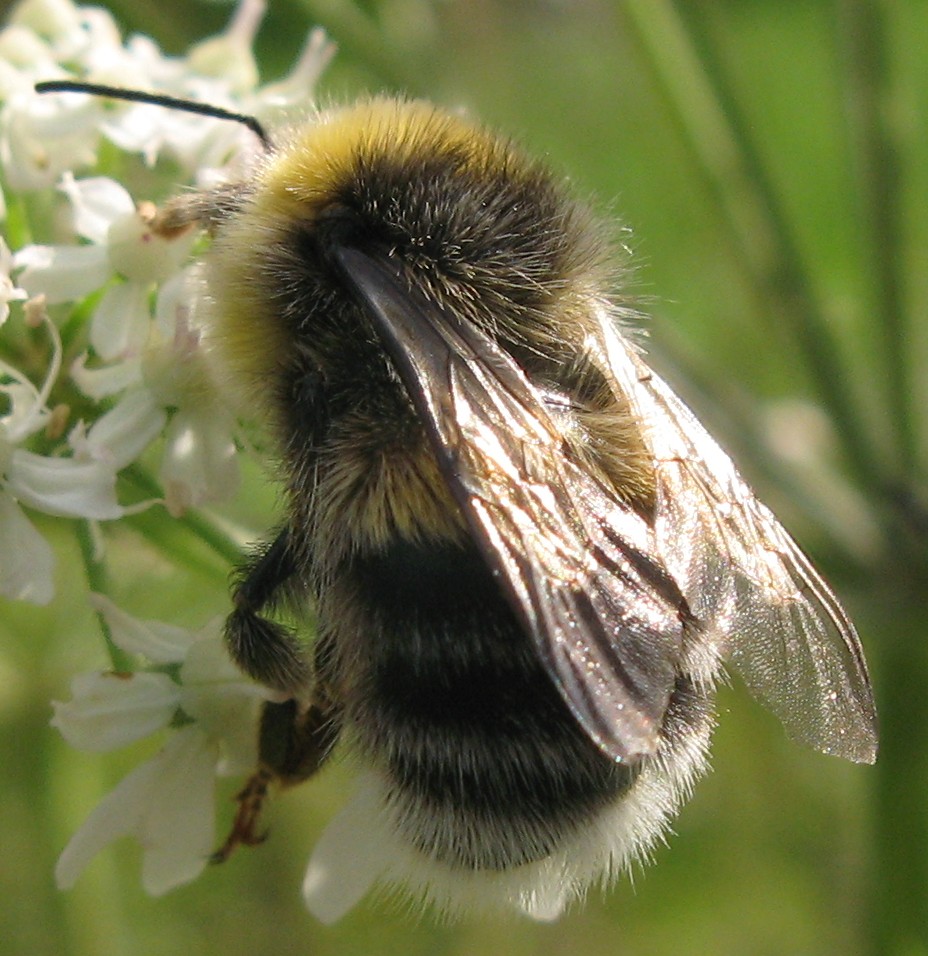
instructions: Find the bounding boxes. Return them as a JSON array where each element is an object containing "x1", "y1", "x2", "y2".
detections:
[
  {"x1": 596, "y1": 313, "x2": 878, "y2": 763},
  {"x1": 335, "y1": 245, "x2": 876, "y2": 766},
  {"x1": 336, "y1": 247, "x2": 687, "y2": 762},
  {"x1": 449, "y1": 361, "x2": 687, "y2": 758}
]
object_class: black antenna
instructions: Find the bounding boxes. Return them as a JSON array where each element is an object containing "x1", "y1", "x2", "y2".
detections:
[{"x1": 34, "y1": 79, "x2": 271, "y2": 150}]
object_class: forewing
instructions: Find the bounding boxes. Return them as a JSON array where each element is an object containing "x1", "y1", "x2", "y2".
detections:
[
  {"x1": 596, "y1": 310, "x2": 878, "y2": 763},
  {"x1": 335, "y1": 247, "x2": 687, "y2": 762}
]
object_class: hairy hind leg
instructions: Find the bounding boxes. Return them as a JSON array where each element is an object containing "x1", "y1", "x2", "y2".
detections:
[{"x1": 224, "y1": 528, "x2": 311, "y2": 693}]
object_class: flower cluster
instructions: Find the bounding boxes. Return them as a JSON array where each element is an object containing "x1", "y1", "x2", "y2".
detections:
[
  {"x1": 1, "y1": 0, "x2": 333, "y2": 899},
  {"x1": 0, "y1": 0, "x2": 334, "y2": 603},
  {"x1": 52, "y1": 594, "x2": 271, "y2": 894}
]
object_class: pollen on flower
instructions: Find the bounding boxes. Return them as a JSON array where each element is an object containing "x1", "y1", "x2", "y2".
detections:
[
  {"x1": 106, "y1": 207, "x2": 194, "y2": 283},
  {"x1": 45, "y1": 402, "x2": 70, "y2": 439},
  {"x1": 22, "y1": 292, "x2": 47, "y2": 326}
]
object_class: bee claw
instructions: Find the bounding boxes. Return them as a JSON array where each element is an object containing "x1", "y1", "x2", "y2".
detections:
[{"x1": 211, "y1": 769, "x2": 273, "y2": 864}]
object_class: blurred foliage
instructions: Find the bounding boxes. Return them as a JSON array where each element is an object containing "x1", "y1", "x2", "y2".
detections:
[{"x1": 1, "y1": 1, "x2": 926, "y2": 954}]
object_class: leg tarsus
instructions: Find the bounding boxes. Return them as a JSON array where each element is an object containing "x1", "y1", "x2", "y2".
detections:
[
  {"x1": 211, "y1": 769, "x2": 273, "y2": 864},
  {"x1": 212, "y1": 694, "x2": 343, "y2": 863}
]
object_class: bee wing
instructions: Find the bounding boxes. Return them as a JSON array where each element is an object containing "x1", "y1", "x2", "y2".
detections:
[
  {"x1": 595, "y1": 311, "x2": 878, "y2": 763},
  {"x1": 335, "y1": 247, "x2": 688, "y2": 762}
]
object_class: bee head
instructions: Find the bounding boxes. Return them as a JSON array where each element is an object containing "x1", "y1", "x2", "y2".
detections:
[{"x1": 202, "y1": 97, "x2": 615, "y2": 416}]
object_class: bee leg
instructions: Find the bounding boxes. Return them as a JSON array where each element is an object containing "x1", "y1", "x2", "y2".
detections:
[
  {"x1": 224, "y1": 528, "x2": 312, "y2": 693},
  {"x1": 213, "y1": 660, "x2": 342, "y2": 863},
  {"x1": 211, "y1": 768, "x2": 274, "y2": 863}
]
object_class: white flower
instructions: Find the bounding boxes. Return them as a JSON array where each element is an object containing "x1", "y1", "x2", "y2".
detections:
[
  {"x1": 254, "y1": 26, "x2": 336, "y2": 124},
  {"x1": 185, "y1": 0, "x2": 263, "y2": 94},
  {"x1": 56, "y1": 726, "x2": 221, "y2": 895},
  {"x1": 13, "y1": 242, "x2": 111, "y2": 304},
  {"x1": 0, "y1": 492, "x2": 54, "y2": 604},
  {"x1": 7, "y1": 445, "x2": 123, "y2": 518},
  {"x1": 69, "y1": 267, "x2": 241, "y2": 513},
  {"x1": 0, "y1": 236, "x2": 26, "y2": 324},
  {"x1": 69, "y1": 389, "x2": 167, "y2": 472},
  {"x1": 15, "y1": 174, "x2": 196, "y2": 360},
  {"x1": 0, "y1": 81, "x2": 101, "y2": 190},
  {"x1": 147, "y1": 270, "x2": 241, "y2": 514},
  {"x1": 0, "y1": 304, "x2": 123, "y2": 603},
  {"x1": 14, "y1": 204, "x2": 237, "y2": 517},
  {"x1": 159, "y1": 401, "x2": 240, "y2": 517},
  {"x1": 1, "y1": 0, "x2": 336, "y2": 902},
  {"x1": 53, "y1": 595, "x2": 267, "y2": 895},
  {"x1": 8, "y1": 0, "x2": 116, "y2": 64},
  {"x1": 52, "y1": 670, "x2": 181, "y2": 751}
]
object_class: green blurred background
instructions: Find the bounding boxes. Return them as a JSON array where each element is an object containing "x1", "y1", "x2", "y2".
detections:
[{"x1": 1, "y1": 0, "x2": 926, "y2": 953}]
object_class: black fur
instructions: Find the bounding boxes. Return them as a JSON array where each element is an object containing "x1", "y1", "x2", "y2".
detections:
[{"x1": 339, "y1": 538, "x2": 636, "y2": 869}]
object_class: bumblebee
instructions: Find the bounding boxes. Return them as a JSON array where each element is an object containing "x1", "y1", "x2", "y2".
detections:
[{"x1": 38, "y1": 83, "x2": 879, "y2": 921}]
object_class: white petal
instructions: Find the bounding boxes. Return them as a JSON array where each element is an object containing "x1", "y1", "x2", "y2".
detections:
[
  {"x1": 179, "y1": 631, "x2": 266, "y2": 768},
  {"x1": 51, "y1": 671, "x2": 180, "y2": 752},
  {"x1": 0, "y1": 236, "x2": 27, "y2": 325},
  {"x1": 0, "y1": 98, "x2": 99, "y2": 191},
  {"x1": 181, "y1": 687, "x2": 261, "y2": 776},
  {"x1": 60, "y1": 173, "x2": 134, "y2": 244},
  {"x1": 60, "y1": 6, "x2": 123, "y2": 65},
  {"x1": 10, "y1": 0, "x2": 84, "y2": 41},
  {"x1": 0, "y1": 279, "x2": 27, "y2": 325},
  {"x1": 0, "y1": 381, "x2": 49, "y2": 442},
  {"x1": 0, "y1": 492, "x2": 54, "y2": 604},
  {"x1": 88, "y1": 593, "x2": 194, "y2": 663},
  {"x1": 70, "y1": 351, "x2": 143, "y2": 399},
  {"x1": 0, "y1": 23, "x2": 57, "y2": 72},
  {"x1": 9, "y1": 448, "x2": 122, "y2": 519},
  {"x1": 182, "y1": 682, "x2": 262, "y2": 775},
  {"x1": 138, "y1": 728, "x2": 217, "y2": 895},
  {"x1": 182, "y1": 690, "x2": 261, "y2": 760},
  {"x1": 161, "y1": 407, "x2": 239, "y2": 516},
  {"x1": 90, "y1": 281, "x2": 151, "y2": 360},
  {"x1": 154, "y1": 265, "x2": 201, "y2": 340},
  {"x1": 98, "y1": 104, "x2": 170, "y2": 165},
  {"x1": 81, "y1": 389, "x2": 166, "y2": 469},
  {"x1": 302, "y1": 772, "x2": 393, "y2": 924},
  {"x1": 185, "y1": 0, "x2": 263, "y2": 92},
  {"x1": 257, "y1": 27, "x2": 335, "y2": 115},
  {"x1": 56, "y1": 749, "x2": 156, "y2": 890},
  {"x1": 55, "y1": 726, "x2": 216, "y2": 894},
  {"x1": 14, "y1": 243, "x2": 111, "y2": 304},
  {"x1": 214, "y1": 703, "x2": 262, "y2": 776},
  {"x1": 106, "y1": 210, "x2": 195, "y2": 284}
]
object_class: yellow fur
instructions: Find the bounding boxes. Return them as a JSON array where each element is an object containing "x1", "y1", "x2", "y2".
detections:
[{"x1": 201, "y1": 98, "x2": 514, "y2": 423}]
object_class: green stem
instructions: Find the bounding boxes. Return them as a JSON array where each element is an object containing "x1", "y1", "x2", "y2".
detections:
[
  {"x1": 837, "y1": 11, "x2": 928, "y2": 950},
  {"x1": 868, "y1": 604, "x2": 928, "y2": 956},
  {"x1": 836, "y1": 0, "x2": 913, "y2": 474},
  {"x1": 302, "y1": 0, "x2": 428, "y2": 91},
  {"x1": 122, "y1": 464, "x2": 244, "y2": 567},
  {"x1": 2, "y1": 191, "x2": 34, "y2": 249},
  {"x1": 75, "y1": 520, "x2": 132, "y2": 672},
  {"x1": 620, "y1": 0, "x2": 882, "y2": 495}
]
